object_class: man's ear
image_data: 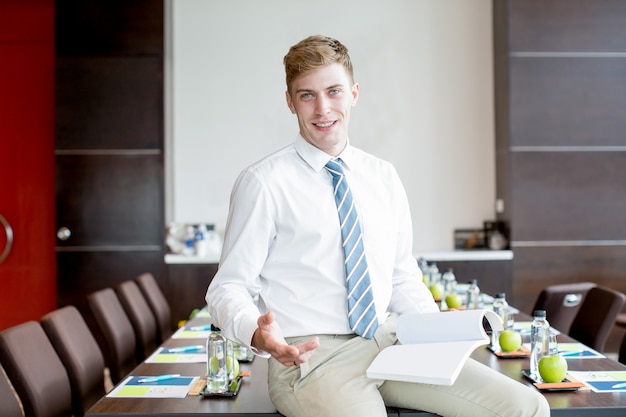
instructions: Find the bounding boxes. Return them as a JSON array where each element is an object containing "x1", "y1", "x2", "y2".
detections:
[
  {"x1": 351, "y1": 82, "x2": 360, "y2": 106},
  {"x1": 285, "y1": 91, "x2": 296, "y2": 114}
]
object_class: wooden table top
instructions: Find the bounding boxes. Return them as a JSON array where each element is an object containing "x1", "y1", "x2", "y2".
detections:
[{"x1": 86, "y1": 313, "x2": 626, "y2": 417}]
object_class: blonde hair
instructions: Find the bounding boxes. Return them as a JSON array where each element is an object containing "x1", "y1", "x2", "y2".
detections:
[{"x1": 283, "y1": 35, "x2": 354, "y2": 92}]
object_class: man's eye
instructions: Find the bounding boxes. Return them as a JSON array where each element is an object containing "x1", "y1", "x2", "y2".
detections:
[
  {"x1": 329, "y1": 89, "x2": 340, "y2": 95},
  {"x1": 300, "y1": 93, "x2": 313, "y2": 99}
]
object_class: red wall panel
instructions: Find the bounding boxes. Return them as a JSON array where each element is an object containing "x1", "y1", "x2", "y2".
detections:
[{"x1": 0, "y1": 0, "x2": 56, "y2": 329}]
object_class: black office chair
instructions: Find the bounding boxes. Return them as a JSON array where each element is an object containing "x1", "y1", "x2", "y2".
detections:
[
  {"x1": 87, "y1": 288, "x2": 138, "y2": 384},
  {"x1": 116, "y1": 280, "x2": 159, "y2": 362},
  {"x1": 0, "y1": 362, "x2": 23, "y2": 417},
  {"x1": 531, "y1": 282, "x2": 596, "y2": 333},
  {"x1": 41, "y1": 306, "x2": 106, "y2": 417},
  {"x1": 135, "y1": 272, "x2": 173, "y2": 342},
  {"x1": 0, "y1": 321, "x2": 72, "y2": 417},
  {"x1": 619, "y1": 330, "x2": 626, "y2": 365},
  {"x1": 569, "y1": 286, "x2": 626, "y2": 352}
]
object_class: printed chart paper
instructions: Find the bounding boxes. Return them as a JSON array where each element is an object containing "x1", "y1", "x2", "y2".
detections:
[
  {"x1": 107, "y1": 376, "x2": 198, "y2": 398},
  {"x1": 556, "y1": 342, "x2": 604, "y2": 359},
  {"x1": 145, "y1": 346, "x2": 207, "y2": 363},
  {"x1": 172, "y1": 326, "x2": 212, "y2": 339},
  {"x1": 567, "y1": 371, "x2": 626, "y2": 393}
]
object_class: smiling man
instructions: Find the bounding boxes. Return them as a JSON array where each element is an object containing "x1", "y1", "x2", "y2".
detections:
[
  {"x1": 206, "y1": 35, "x2": 549, "y2": 417},
  {"x1": 285, "y1": 60, "x2": 357, "y2": 156}
]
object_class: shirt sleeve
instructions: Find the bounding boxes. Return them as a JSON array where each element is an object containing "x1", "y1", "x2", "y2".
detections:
[
  {"x1": 205, "y1": 170, "x2": 275, "y2": 350},
  {"x1": 387, "y1": 168, "x2": 440, "y2": 315}
]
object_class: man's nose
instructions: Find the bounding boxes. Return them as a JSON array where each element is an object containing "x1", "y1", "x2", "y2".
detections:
[{"x1": 315, "y1": 96, "x2": 331, "y2": 115}]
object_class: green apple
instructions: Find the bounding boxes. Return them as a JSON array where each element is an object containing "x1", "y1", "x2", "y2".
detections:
[
  {"x1": 445, "y1": 293, "x2": 462, "y2": 309},
  {"x1": 429, "y1": 283, "x2": 444, "y2": 300},
  {"x1": 226, "y1": 356, "x2": 240, "y2": 378},
  {"x1": 538, "y1": 354, "x2": 568, "y2": 383},
  {"x1": 208, "y1": 356, "x2": 220, "y2": 374},
  {"x1": 498, "y1": 329, "x2": 522, "y2": 352},
  {"x1": 229, "y1": 378, "x2": 240, "y2": 392}
]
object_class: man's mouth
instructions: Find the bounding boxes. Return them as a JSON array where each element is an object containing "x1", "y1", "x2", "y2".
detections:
[{"x1": 314, "y1": 121, "x2": 336, "y2": 128}]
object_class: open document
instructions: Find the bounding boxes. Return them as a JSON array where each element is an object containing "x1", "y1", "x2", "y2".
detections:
[{"x1": 367, "y1": 309, "x2": 502, "y2": 385}]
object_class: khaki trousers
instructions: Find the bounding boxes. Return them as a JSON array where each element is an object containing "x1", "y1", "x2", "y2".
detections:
[{"x1": 268, "y1": 314, "x2": 550, "y2": 417}]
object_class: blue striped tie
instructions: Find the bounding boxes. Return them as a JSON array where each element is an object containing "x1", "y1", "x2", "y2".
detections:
[{"x1": 325, "y1": 159, "x2": 378, "y2": 339}]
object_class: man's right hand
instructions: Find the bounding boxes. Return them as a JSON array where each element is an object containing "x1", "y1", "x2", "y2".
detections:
[{"x1": 251, "y1": 311, "x2": 320, "y2": 366}]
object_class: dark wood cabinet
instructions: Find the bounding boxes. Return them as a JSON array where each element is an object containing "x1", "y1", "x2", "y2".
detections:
[
  {"x1": 56, "y1": 56, "x2": 163, "y2": 150},
  {"x1": 55, "y1": 0, "x2": 165, "y2": 317},
  {"x1": 55, "y1": 155, "x2": 163, "y2": 246}
]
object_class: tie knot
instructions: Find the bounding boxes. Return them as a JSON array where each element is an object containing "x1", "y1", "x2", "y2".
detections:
[{"x1": 325, "y1": 158, "x2": 344, "y2": 177}]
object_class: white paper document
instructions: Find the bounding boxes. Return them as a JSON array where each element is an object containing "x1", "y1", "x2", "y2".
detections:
[{"x1": 366, "y1": 309, "x2": 502, "y2": 386}]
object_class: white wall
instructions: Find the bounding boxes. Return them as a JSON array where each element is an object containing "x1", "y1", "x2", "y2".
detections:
[{"x1": 167, "y1": 0, "x2": 495, "y2": 252}]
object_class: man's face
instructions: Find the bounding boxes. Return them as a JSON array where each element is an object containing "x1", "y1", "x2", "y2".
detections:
[{"x1": 286, "y1": 63, "x2": 359, "y2": 157}]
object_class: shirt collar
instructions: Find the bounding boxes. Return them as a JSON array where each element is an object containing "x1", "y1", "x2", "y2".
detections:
[{"x1": 294, "y1": 135, "x2": 355, "y2": 173}]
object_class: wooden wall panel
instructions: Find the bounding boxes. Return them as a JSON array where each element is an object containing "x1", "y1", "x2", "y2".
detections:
[
  {"x1": 510, "y1": 58, "x2": 626, "y2": 147},
  {"x1": 493, "y1": 1, "x2": 512, "y2": 222},
  {"x1": 513, "y1": 246, "x2": 626, "y2": 315},
  {"x1": 56, "y1": 57, "x2": 162, "y2": 150},
  {"x1": 509, "y1": 0, "x2": 626, "y2": 52},
  {"x1": 494, "y1": 1, "x2": 626, "y2": 352},
  {"x1": 511, "y1": 152, "x2": 626, "y2": 241}
]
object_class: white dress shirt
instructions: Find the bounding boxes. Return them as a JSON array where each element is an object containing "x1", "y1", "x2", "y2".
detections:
[{"x1": 206, "y1": 135, "x2": 438, "y2": 347}]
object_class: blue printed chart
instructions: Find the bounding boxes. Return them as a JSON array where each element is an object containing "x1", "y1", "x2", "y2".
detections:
[
  {"x1": 172, "y1": 325, "x2": 213, "y2": 339},
  {"x1": 556, "y1": 342, "x2": 604, "y2": 359},
  {"x1": 568, "y1": 371, "x2": 626, "y2": 393},
  {"x1": 107, "y1": 375, "x2": 198, "y2": 398},
  {"x1": 145, "y1": 346, "x2": 208, "y2": 363}
]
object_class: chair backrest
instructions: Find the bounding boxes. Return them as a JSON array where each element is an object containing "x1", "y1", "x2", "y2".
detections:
[
  {"x1": 619, "y1": 330, "x2": 626, "y2": 365},
  {"x1": 135, "y1": 272, "x2": 173, "y2": 342},
  {"x1": 116, "y1": 280, "x2": 159, "y2": 361},
  {"x1": 569, "y1": 286, "x2": 626, "y2": 352},
  {"x1": 41, "y1": 306, "x2": 106, "y2": 417},
  {"x1": 532, "y1": 282, "x2": 597, "y2": 333},
  {"x1": 0, "y1": 363, "x2": 23, "y2": 417},
  {"x1": 0, "y1": 321, "x2": 72, "y2": 417},
  {"x1": 87, "y1": 288, "x2": 137, "y2": 384}
]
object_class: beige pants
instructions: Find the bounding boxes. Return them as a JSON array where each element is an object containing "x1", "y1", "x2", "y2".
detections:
[{"x1": 268, "y1": 314, "x2": 550, "y2": 417}]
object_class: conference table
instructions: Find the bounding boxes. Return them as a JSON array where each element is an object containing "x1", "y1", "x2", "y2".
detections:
[{"x1": 85, "y1": 311, "x2": 626, "y2": 417}]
